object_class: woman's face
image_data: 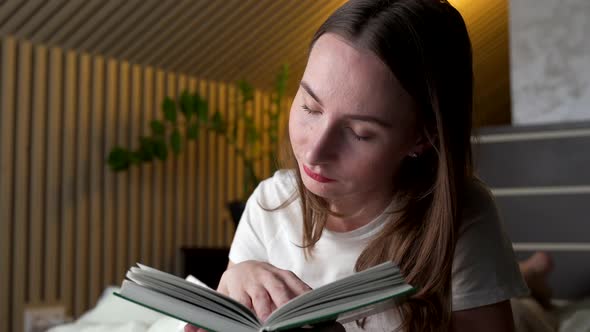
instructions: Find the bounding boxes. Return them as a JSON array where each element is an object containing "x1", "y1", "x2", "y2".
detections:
[{"x1": 289, "y1": 33, "x2": 421, "y2": 203}]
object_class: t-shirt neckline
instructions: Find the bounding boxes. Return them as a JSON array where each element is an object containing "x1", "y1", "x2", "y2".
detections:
[{"x1": 322, "y1": 200, "x2": 396, "y2": 240}]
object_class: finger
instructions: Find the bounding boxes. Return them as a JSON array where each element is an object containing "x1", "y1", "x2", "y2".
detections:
[
  {"x1": 216, "y1": 277, "x2": 229, "y2": 295},
  {"x1": 184, "y1": 324, "x2": 200, "y2": 332},
  {"x1": 278, "y1": 270, "x2": 312, "y2": 296},
  {"x1": 248, "y1": 286, "x2": 274, "y2": 322},
  {"x1": 265, "y1": 276, "x2": 296, "y2": 308},
  {"x1": 230, "y1": 289, "x2": 254, "y2": 311}
]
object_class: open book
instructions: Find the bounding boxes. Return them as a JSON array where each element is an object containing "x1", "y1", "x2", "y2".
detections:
[{"x1": 114, "y1": 261, "x2": 415, "y2": 332}]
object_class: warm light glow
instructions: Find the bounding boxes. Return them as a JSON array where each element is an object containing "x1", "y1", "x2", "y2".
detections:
[{"x1": 447, "y1": 0, "x2": 472, "y2": 13}]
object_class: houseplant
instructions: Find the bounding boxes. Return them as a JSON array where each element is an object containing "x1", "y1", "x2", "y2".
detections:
[{"x1": 107, "y1": 65, "x2": 290, "y2": 224}]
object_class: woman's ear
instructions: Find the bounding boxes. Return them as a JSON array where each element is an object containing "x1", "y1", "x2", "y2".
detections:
[{"x1": 408, "y1": 127, "x2": 437, "y2": 158}]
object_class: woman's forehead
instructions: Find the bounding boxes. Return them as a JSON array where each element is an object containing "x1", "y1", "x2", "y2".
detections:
[{"x1": 302, "y1": 34, "x2": 414, "y2": 118}]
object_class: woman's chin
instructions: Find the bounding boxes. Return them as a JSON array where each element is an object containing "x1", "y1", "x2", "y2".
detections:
[{"x1": 301, "y1": 177, "x2": 340, "y2": 198}]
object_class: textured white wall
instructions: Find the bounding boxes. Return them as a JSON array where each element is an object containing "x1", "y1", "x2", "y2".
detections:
[{"x1": 510, "y1": 0, "x2": 590, "y2": 124}]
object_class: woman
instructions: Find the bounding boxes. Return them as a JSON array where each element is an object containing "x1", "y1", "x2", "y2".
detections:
[{"x1": 189, "y1": 0, "x2": 528, "y2": 330}]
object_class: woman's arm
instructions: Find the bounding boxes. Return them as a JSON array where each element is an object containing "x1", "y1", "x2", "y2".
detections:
[{"x1": 451, "y1": 300, "x2": 515, "y2": 332}]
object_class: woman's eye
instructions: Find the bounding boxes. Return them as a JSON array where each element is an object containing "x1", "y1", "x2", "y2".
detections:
[
  {"x1": 347, "y1": 127, "x2": 371, "y2": 142},
  {"x1": 301, "y1": 104, "x2": 321, "y2": 115}
]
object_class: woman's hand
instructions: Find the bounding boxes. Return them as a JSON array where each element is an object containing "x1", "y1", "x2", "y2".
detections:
[
  {"x1": 184, "y1": 260, "x2": 312, "y2": 332},
  {"x1": 184, "y1": 322, "x2": 344, "y2": 332}
]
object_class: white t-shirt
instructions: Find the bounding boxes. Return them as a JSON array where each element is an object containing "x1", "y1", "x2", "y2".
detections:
[{"x1": 229, "y1": 170, "x2": 529, "y2": 331}]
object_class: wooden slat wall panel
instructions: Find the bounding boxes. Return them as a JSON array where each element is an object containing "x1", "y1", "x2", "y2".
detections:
[
  {"x1": 0, "y1": 36, "x2": 288, "y2": 332},
  {"x1": 254, "y1": 91, "x2": 263, "y2": 178},
  {"x1": 152, "y1": 69, "x2": 165, "y2": 270},
  {"x1": 115, "y1": 62, "x2": 130, "y2": 285},
  {"x1": 236, "y1": 89, "x2": 246, "y2": 202},
  {"x1": 29, "y1": 43, "x2": 47, "y2": 304},
  {"x1": 141, "y1": 67, "x2": 155, "y2": 265},
  {"x1": 207, "y1": 81, "x2": 218, "y2": 247},
  {"x1": 262, "y1": 94, "x2": 271, "y2": 177},
  {"x1": 13, "y1": 40, "x2": 33, "y2": 332},
  {"x1": 128, "y1": 65, "x2": 142, "y2": 270},
  {"x1": 44, "y1": 46, "x2": 62, "y2": 303},
  {"x1": 103, "y1": 58, "x2": 118, "y2": 286},
  {"x1": 174, "y1": 74, "x2": 187, "y2": 273},
  {"x1": 226, "y1": 85, "x2": 237, "y2": 244},
  {"x1": 186, "y1": 78, "x2": 198, "y2": 245},
  {"x1": 164, "y1": 73, "x2": 176, "y2": 271},
  {"x1": 60, "y1": 49, "x2": 77, "y2": 319},
  {"x1": 0, "y1": 36, "x2": 16, "y2": 332},
  {"x1": 217, "y1": 83, "x2": 228, "y2": 245},
  {"x1": 197, "y1": 80, "x2": 208, "y2": 245},
  {"x1": 74, "y1": 53, "x2": 91, "y2": 317},
  {"x1": 89, "y1": 56, "x2": 105, "y2": 306}
]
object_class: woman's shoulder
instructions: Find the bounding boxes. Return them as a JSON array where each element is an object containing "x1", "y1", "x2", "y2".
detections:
[{"x1": 460, "y1": 177, "x2": 499, "y2": 230}]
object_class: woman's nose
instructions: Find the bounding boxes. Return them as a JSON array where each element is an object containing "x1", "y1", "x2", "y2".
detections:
[{"x1": 305, "y1": 125, "x2": 340, "y2": 165}]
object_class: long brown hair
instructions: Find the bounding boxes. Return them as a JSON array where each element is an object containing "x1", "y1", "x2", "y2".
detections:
[{"x1": 279, "y1": 0, "x2": 474, "y2": 330}]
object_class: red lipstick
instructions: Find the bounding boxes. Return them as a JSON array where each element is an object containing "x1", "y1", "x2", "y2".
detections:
[{"x1": 303, "y1": 165, "x2": 335, "y2": 183}]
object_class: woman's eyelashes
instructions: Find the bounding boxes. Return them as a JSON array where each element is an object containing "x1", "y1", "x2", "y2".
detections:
[
  {"x1": 301, "y1": 104, "x2": 374, "y2": 142},
  {"x1": 347, "y1": 127, "x2": 372, "y2": 141},
  {"x1": 301, "y1": 104, "x2": 321, "y2": 115}
]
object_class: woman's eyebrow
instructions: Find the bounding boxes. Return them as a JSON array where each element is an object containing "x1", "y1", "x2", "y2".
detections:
[
  {"x1": 300, "y1": 81, "x2": 324, "y2": 107},
  {"x1": 300, "y1": 80, "x2": 392, "y2": 128},
  {"x1": 345, "y1": 114, "x2": 393, "y2": 128}
]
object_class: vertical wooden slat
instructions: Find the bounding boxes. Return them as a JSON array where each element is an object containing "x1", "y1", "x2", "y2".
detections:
[
  {"x1": 186, "y1": 78, "x2": 198, "y2": 246},
  {"x1": 254, "y1": 91, "x2": 263, "y2": 178},
  {"x1": 235, "y1": 88, "x2": 246, "y2": 202},
  {"x1": 128, "y1": 65, "x2": 141, "y2": 267},
  {"x1": 197, "y1": 80, "x2": 208, "y2": 246},
  {"x1": 152, "y1": 70, "x2": 165, "y2": 269},
  {"x1": 13, "y1": 40, "x2": 32, "y2": 332},
  {"x1": 29, "y1": 44, "x2": 48, "y2": 305},
  {"x1": 262, "y1": 93, "x2": 271, "y2": 178},
  {"x1": 60, "y1": 49, "x2": 77, "y2": 318},
  {"x1": 140, "y1": 67, "x2": 154, "y2": 265},
  {"x1": 217, "y1": 83, "x2": 227, "y2": 246},
  {"x1": 88, "y1": 56, "x2": 105, "y2": 307},
  {"x1": 103, "y1": 58, "x2": 117, "y2": 287},
  {"x1": 0, "y1": 36, "x2": 16, "y2": 332},
  {"x1": 207, "y1": 81, "x2": 218, "y2": 247},
  {"x1": 164, "y1": 73, "x2": 176, "y2": 271},
  {"x1": 115, "y1": 62, "x2": 130, "y2": 283},
  {"x1": 44, "y1": 46, "x2": 62, "y2": 305},
  {"x1": 74, "y1": 53, "x2": 91, "y2": 316},
  {"x1": 226, "y1": 85, "x2": 237, "y2": 245},
  {"x1": 242, "y1": 89, "x2": 255, "y2": 200},
  {"x1": 174, "y1": 75, "x2": 187, "y2": 274}
]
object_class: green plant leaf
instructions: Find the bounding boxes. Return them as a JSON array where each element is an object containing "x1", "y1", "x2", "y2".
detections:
[
  {"x1": 129, "y1": 151, "x2": 142, "y2": 164},
  {"x1": 107, "y1": 147, "x2": 131, "y2": 171},
  {"x1": 194, "y1": 95, "x2": 208, "y2": 123},
  {"x1": 187, "y1": 123, "x2": 199, "y2": 140},
  {"x1": 246, "y1": 126, "x2": 260, "y2": 144},
  {"x1": 150, "y1": 120, "x2": 165, "y2": 136},
  {"x1": 138, "y1": 136, "x2": 155, "y2": 161},
  {"x1": 154, "y1": 138, "x2": 168, "y2": 160},
  {"x1": 180, "y1": 90, "x2": 193, "y2": 121},
  {"x1": 237, "y1": 80, "x2": 254, "y2": 103},
  {"x1": 170, "y1": 129, "x2": 182, "y2": 154},
  {"x1": 162, "y1": 96, "x2": 177, "y2": 123},
  {"x1": 275, "y1": 64, "x2": 289, "y2": 101},
  {"x1": 210, "y1": 111, "x2": 226, "y2": 134}
]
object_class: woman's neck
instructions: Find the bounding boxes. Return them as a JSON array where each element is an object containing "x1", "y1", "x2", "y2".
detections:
[{"x1": 324, "y1": 192, "x2": 394, "y2": 232}]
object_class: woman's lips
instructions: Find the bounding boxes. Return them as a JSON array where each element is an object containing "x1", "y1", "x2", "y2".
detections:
[{"x1": 303, "y1": 165, "x2": 335, "y2": 183}]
